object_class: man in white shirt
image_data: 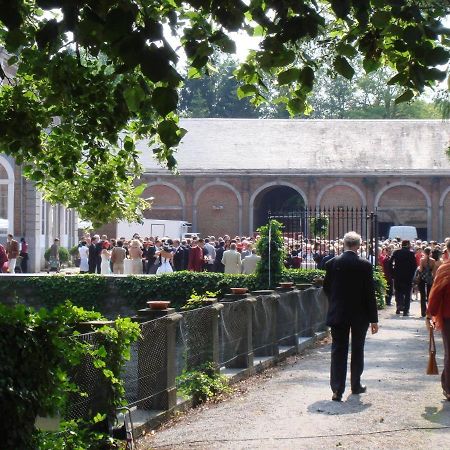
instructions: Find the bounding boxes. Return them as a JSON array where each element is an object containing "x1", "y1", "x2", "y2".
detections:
[
  {"x1": 241, "y1": 249, "x2": 261, "y2": 274},
  {"x1": 222, "y1": 242, "x2": 241, "y2": 274}
]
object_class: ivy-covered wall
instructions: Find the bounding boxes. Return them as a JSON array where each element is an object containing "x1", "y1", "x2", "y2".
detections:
[{"x1": 0, "y1": 267, "x2": 385, "y2": 317}]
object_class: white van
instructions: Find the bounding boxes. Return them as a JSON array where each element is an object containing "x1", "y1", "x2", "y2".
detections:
[{"x1": 388, "y1": 226, "x2": 418, "y2": 240}]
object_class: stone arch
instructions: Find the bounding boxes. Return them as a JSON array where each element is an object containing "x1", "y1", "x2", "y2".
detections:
[
  {"x1": 193, "y1": 180, "x2": 243, "y2": 236},
  {"x1": 143, "y1": 181, "x2": 186, "y2": 220},
  {"x1": 0, "y1": 155, "x2": 15, "y2": 235},
  {"x1": 439, "y1": 187, "x2": 450, "y2": 240},
  {"x1": 249, "y1": 181, "x2": 307, "y2": 234},
  {"x1": 375, "y1": 182, "x2": 431, "y2": 240},
  {"x1": 316, "y1": 181, "x2": 366, "y2": 208}
]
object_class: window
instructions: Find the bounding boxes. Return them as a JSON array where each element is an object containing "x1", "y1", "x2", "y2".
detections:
[{"x1": 0, "y1": 157, "x2": 14, "y2": 236}]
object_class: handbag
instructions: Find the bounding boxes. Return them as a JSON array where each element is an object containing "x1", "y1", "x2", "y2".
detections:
[{"x1": 426, "y1": 326, "x2": 439, "y2": 375}]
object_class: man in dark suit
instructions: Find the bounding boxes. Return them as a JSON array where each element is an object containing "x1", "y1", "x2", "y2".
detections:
[
  {"x1": 389, "y1": 240, "x2": 417, "y2": 316},
  {"x1": 173, "y1": 239, "x2": 186, "y2": 271},
  {"x1": 323, "y1": 231, "x2": 379, "y2": 402}
]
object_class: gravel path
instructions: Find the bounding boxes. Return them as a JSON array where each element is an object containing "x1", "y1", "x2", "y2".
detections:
[{"x1": 139, "y1": 300, "x2": 450, "y2": 449}]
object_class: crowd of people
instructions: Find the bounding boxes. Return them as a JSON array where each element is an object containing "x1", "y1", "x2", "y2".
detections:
[
  {"x1": 0, "y1": 233, "x2": 28, "y2": 273},
  {"x1": 76, "y1": 233, "x2": 262, "y2": 275}
]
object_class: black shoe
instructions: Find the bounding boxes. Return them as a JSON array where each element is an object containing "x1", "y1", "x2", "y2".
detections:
[
  {"x1": 351, "y1": 385, "x2": 367, "y2": 395},
  {"x1": 332, "y1": 392, "x2": 343, "y2": 402},
  {"x1": 396, "y1": 310, "x2": 401, "y2": 314},
  {"x1": 403, "y1": 312, "x2": 409, "y2": 317}
]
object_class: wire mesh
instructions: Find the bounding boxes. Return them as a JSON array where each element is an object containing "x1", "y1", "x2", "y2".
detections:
[
  {"x1": 276, "y1": 291, "x2": 298, "y2": 346},
  {"x1": 219, "y1": 299, "x2": 249, "y2": 367},
  {"x1": 251, "y1": 295, "x2": 277, "y2": 357},
  {"x1": 121, "y1": 317, "x2": 172, "y2": 410},
  {"x1": 65, "y1": 332, "x2": 106, "y2": 421},
  {"x1": 176, "y1": 305, "x2": 219, "y2": 374}
]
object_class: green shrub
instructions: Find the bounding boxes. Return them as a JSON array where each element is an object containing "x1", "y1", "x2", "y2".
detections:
[
  {"x1": 44, "y1": 246, "x2": 70, "y2": 263},
  {"x1": 255, "y1": 220, "x2": 285, "y2": 288},
  {"x1": 176, "y1": 362, "x2": 231, "y2": 406},
  {"x1": 373, "y1": 266, "x2": 387, "y2": 310},
  {"x1": 0, "y1": 302, "x2": 140, "y2": 449}
]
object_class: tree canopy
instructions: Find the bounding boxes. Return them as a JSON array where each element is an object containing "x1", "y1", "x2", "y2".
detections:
[{"x1": 0, "y1": 0, "x2": 449, "y2": 224}]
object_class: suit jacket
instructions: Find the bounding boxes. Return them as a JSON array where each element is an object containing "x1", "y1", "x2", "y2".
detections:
[
  {"x1": 323, "y1": 250, "x2": 378, "y2": 326},
  {"x1": 173, "y1": 246, "x2": 186, "y2": 271},
  {"x1": 188, "y1": 245, "x2": 203, "y2": 272},
  {"x1": 241, "y1": 254, "x2": 261, "y2": 274},
  {"x1": 389, "y1": 247, "x2": 417, "y2": 284},
  {"x1": 222, "y1": 249, "x2": 241, "y2": 274}
]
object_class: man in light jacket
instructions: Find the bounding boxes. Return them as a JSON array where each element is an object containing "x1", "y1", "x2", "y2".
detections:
[
  {"x1": 241, "y1": 249, "x2": 261, "y2": 274},
  {"x1": 222, "y1": 242, "x2": 241, "y2": 274}
]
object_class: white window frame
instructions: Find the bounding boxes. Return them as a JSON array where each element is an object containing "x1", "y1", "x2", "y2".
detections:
[{"x1": 0, "y1": 155, "x2": 15, "y2": 236}]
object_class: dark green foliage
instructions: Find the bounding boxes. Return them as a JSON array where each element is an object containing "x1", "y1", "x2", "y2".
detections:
[
  {"x1": 0, "y1": 1, "x2": 448, "y2": 224},
  {"x1": 43, "y1": 245, "x2": 70, "y2": 263},
  {"x1": 373, "y1": 266, "x2": 387, "y2": 310},
  {"x1": 255, "y1": 220, "x2": 285, "y2": 288},
  {"x1": 0, "y1": 273, "x2": 261, "y2": 311},
  {"x1": 176, "y1": 362, "x2": 231, "y2": 406},
  {"x1": 0, "y1": 302, "x2": 140, "y2": 449}
]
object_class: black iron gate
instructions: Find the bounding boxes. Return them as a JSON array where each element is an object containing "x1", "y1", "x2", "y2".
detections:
[{"x1": 268, "y1": 207, "x2": 378, "y2": 268}]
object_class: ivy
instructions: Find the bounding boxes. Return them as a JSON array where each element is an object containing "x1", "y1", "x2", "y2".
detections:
[
  {"x1": 176, "y1": 362, "x2": 231, "y2": 406},
  {"x1": 255, "y1": 220, "x2": 285, "y2": 288},
  {"x1": 0, "y1": 301, "x2": 140, "y2": 449}
]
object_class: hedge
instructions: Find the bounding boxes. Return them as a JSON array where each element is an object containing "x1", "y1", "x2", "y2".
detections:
[{"x1": 0, "y1": 267, "x2": 386, "y2": 312}]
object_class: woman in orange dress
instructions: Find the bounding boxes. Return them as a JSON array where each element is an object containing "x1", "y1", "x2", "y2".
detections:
[{"x1": 427, "y1": 251, "x2": 450, "y2": 401}]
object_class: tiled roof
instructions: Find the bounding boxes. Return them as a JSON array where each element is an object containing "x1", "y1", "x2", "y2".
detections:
[{"x1": 137, "y1": 119, "x2": 450, "y2": 174}]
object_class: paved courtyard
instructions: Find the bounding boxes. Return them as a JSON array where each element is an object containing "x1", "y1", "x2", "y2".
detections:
[{"x1": 140, "y1": 300, "x2": 450, "y2": 449}]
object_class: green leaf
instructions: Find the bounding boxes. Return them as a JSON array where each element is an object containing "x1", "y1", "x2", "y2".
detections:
[
  {"x1": 331, "y1": 0, "x2": 351, "y2": 19},
  {"x1": 395, "y1": 89, "x2": 414, "y2": 104},
  {"x1": 287, "y1": 98, "x2": 306, "y2": 116},
  {"x1": 157, "y1": 119, "x2": 182, "y2": 147},
  {"x1": 333, "y1": 56, "x2": 355, "y2": 80},
  {"x1": 277, "y1": 68, "x2": 301, "y2": 86},
  {"x1": 298, "y1": 66, "x2": 315, "y2": 93},
  {"x1": 152, "y1": 87, "x2": 179, "y2": 116},
  {"x1": 336, "y1": 43, "x2": 357, "y2": 58},
  {"x1": 371, "y1": 11, "x2": 391, "y2": 29},
  {"x1": 363, "y1": 57, "x2": 381, "y2": 74},
  {"x1": 237, "y1": 84, "x2": 258, "y2": 99},
  {"x1": 123, "y1": 85, "x2": 145, "y2": 113}
]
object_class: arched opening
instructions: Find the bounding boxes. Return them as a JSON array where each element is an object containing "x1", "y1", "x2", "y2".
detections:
[
  {"x1": 376, "y1": 185, "x2": 429, "y2": 240},
  {"x1": 253, "y1": 186, "x2": 305, "y2": 231}
]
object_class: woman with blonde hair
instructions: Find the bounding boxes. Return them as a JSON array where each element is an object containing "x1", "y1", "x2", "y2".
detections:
[{"x1": 128, "y1": 239, "x2": 143, "y2": 274}]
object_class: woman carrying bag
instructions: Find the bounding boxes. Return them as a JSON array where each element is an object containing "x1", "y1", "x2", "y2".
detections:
[{"x1": 426, "y1": 248, "x2": 450, "y2": 401}]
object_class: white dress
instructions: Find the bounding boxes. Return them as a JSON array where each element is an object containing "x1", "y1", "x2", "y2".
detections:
[
  {"x1": 78, "y1": 246, "x2": 89, "y2": 272},
  {"x1": 101, "y1": 253, "x2": 111, "y2": 274},
  {"x1": 156, "y1": 256, "x2": 173, "y2": 274}
]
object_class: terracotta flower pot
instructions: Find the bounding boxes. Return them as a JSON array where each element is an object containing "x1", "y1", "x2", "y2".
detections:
[
  {"x1": 279, "y1": 281, "x2": 294, "y2": 288},
  {"x1": 230, "y1": 287, "x2": 248, "y2": 295},
  {"x1": 147, "y1": 300, "x2": 171, "y2": 310}
]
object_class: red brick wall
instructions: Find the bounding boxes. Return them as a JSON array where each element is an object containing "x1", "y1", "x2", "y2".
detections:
[{"x1": 196, "y1": 185, "x2": 239, "y2": 237}]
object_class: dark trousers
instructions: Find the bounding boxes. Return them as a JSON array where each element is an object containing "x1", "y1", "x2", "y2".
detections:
[
  {"x1": 442, "y1": 319, "x2": 450, "y2": 396},
  {"x1": 330, "y1": 322, "x2": 369, "y2": 394},
  {"x1": 394, "y1": 281, "x2": 412, "y2": 313},
  {"x1": 88, "y1": 260, "x2": 96, "y2": 273},
  {"x1": 385, "y1": 278, "x2": 393, "y2": 305},
  {"x1": 418, "y1": 280, "x2": 432, "y2": 317}
]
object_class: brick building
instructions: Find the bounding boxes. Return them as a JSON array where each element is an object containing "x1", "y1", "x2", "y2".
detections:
[
  {"x1": 117, "y1": 118, "x2": 450, "y2": 241},
  {"x1": 0, "y1": 154, "x2": 78, "y2": 272}
]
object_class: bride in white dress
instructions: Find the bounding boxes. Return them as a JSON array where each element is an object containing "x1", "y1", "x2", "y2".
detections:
[
  {"x1": 156, "y1": 246, "x2": 174, "y2": 274},
  {"x1": 100, "y1": 248, "x2": 111, "y2": 275}
]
